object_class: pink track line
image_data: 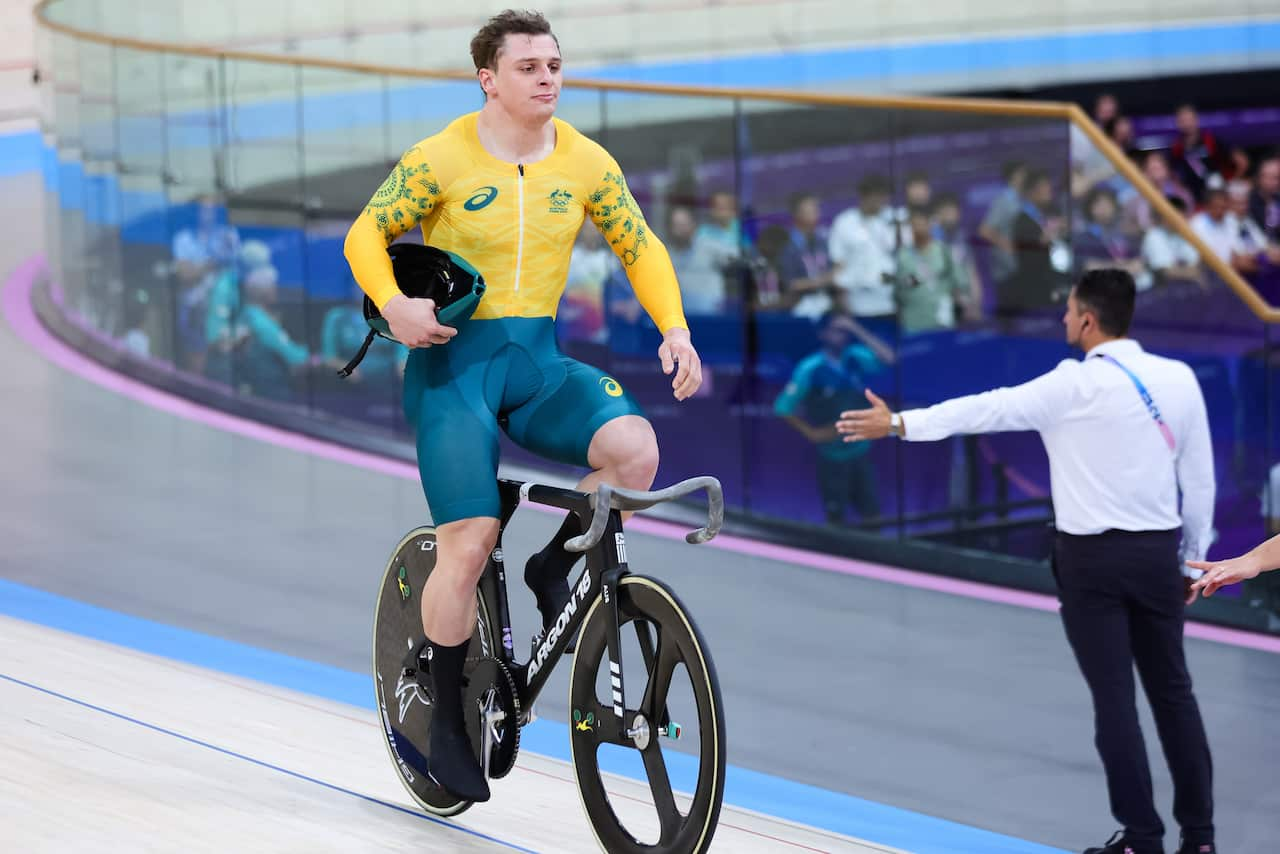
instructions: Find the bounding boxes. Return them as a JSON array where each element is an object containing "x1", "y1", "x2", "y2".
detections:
[{"x1": 6, "y1": 252, "x2": 1280, "y2": 656}]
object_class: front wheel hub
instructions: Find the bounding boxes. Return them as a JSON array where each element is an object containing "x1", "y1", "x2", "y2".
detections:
[{"x1": 628, "y1": 713, "x2": 651, "y2": 751}]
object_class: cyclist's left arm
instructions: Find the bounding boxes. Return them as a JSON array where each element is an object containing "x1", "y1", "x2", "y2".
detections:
[{"x1": 586, "y1": 155, "x2": 701, "y2": 399}]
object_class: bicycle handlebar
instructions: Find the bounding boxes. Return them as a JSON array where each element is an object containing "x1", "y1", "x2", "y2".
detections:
[{"x1": 563, "y1": 476, "x2": 724, "y2": 553}]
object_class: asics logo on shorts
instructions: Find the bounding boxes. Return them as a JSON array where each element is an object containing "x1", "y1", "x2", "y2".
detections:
[
  {"x1": 464, "y1": 186, "x2": 498, "y2": 211},
  {"x1": 599, "y1": 377, "x2": 623, "y2": 398}
]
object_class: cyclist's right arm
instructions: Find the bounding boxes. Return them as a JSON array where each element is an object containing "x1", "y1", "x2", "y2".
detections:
[{"x1": 343, "y1": 143, "x2": 455, "y2": 347}]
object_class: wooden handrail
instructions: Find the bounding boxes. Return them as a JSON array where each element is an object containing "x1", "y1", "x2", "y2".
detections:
[
  {"x1": 34, "y1": 0, "x2": 1279, "y2": 323},
  {"x1": 1066, "y1": 105, "x2": 1280, "y2": 324},
  {"x1": 31, "y1": 0, "x2": 1072, "y2": 115}
]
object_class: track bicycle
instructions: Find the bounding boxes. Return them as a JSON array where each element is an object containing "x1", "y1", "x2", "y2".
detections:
[{"x1": 372, "y1": 476, "x2": 726, "y2": 853}]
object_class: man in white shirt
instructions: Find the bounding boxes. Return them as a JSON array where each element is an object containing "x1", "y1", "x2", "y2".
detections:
[
  {"x1": 1226, "y1": 179, "x2": 1274, "y2": 258},
  {"x1": 837, "y1": 269, "x2": 1216, "y2": 854},
  {"x1": 1189, "y1": 187, "x2": 1278, "y2": 276},
  {"x1": 828, "y1": 175, "x2": 899, "y2": 321},
  {"x1": 1141, "y1": 196, "x2": 1203, "y2": 289}
]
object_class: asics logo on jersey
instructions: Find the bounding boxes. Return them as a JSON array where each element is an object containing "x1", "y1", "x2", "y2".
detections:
[
  {"x1": 464, "y1": 186, "x2": 499, "y2": 211},
  {"x1": 599, "y1": 377, "x2": 623, "y2": 398}
]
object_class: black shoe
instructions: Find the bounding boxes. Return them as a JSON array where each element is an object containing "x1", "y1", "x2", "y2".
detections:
[
  {"x1": 427, "y1": 722, "x2": 490, "y2": 803},
  {"x1": 1175, "y1": 837, "x2": 1215, "y2": 854},
  {"x1": 525, "y1": 552, "x2": 575, "y2": 654},
  {"x1": 1084, "y1": 831, "x2": 1161, "y2": 854}
]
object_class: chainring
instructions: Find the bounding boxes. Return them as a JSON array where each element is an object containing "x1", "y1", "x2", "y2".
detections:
[{"x1": 463, "y1": 656, "x2": 521, "y2": 780}]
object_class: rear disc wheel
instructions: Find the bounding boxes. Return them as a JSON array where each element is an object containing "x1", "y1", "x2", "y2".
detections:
[{"x1": 372, "y1": 526, "x2": 495, "y2": 816}]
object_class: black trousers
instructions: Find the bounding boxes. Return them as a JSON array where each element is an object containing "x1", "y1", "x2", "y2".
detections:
[{"x1": 1054, "y1": 529, "x2": 1214, "y2": 848}]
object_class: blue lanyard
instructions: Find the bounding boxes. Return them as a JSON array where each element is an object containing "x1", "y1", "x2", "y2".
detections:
[
  {"x1": 790, "y1": 229, "x2": 826, "y2": 278},
  {"x1": 1087, "y1": 224, "x2": 1125, "y2": 259},
  {"x1": 1094, "y1": 353, "x2": 1176, "y2": 452}
]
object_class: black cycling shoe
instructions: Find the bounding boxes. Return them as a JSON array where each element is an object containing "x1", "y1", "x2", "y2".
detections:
[
  {"x1": 1083, "y1": 830, "x2": 1161, "y2": 854},
  {"x1": 525, "y1": 552, "x2": 576, "y2": 654},
  {"x1": 427, "y1": 720, "x2": 490, "y2": 803}
]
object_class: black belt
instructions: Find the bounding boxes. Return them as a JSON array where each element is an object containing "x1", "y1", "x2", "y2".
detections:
[{"x1": 1056, "y1": 527, "x2": 1180, "y2": 541}]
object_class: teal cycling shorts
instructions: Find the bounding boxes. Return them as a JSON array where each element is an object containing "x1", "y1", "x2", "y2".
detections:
[{"x1": 403, "y1": 316, "x2": 645, "y2": 525}]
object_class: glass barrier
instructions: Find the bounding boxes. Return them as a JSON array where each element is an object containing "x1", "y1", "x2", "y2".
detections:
[
  {"x1": 1069, "y1": 128, "x2": 1280, "y2": 628},
  {"x1": 35, "y1": 22, "x2": 1280, "y2": 635}
]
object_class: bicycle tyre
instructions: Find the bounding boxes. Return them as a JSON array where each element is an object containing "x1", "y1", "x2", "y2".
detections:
[{"x1": 568, "y1": 575, "x2": 726, "y2": 854}]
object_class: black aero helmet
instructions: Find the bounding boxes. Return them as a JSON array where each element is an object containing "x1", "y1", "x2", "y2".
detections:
[{"x1": 339, "y1": 243, "x2": 485, "y2": 377}]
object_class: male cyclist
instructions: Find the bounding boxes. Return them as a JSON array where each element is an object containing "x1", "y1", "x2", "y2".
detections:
[{"x1": 343, "y1": 10, "x2": 702, "y2": 803}]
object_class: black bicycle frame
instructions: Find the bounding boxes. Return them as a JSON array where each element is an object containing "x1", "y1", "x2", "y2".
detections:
[{"x1": 478, "y1": 479, "x2": 631, "y2": 731}]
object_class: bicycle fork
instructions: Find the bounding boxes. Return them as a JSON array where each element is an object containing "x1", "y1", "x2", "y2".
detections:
[{"x1": 599, "y1": 524, "x2": 679, "y2": 748}]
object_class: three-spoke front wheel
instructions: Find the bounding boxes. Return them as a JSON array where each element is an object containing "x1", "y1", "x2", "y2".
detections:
[{"x1": 569, "y1": 575, "x2": 726, "y2": 854}]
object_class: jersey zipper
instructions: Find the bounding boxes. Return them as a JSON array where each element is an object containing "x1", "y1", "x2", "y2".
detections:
[{"x1": 513, "y1": 163, "x2": 526, "y2": 294}]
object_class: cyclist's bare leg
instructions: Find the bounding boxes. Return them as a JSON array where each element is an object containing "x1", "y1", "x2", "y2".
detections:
[
  {"x1": 526, "y1": 415, "x2": 659, "y2": 633},
  {"x1": 579, "y1": 414, "x2": 661, "y2": 501},
  {"x1": 422, "y1": 516, "x2": 500, "y2": 644},
  {"x1": 419, "y1": 515, "x2": 499, "y2": 802}
]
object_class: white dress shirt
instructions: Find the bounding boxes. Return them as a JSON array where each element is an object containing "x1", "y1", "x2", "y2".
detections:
[
  {"x1": 1141, "y1": 227, "x2": 1199, "y2": 274},
  {"x1": 900, "y1": 339, "x2": 1215, "y2": 562},
  {"x1": 1189, "y1": 211, "x2": 1248, "y2": 262},
  {"x1": 828, "y1": 208, "x2": 901, "y2": 317}
]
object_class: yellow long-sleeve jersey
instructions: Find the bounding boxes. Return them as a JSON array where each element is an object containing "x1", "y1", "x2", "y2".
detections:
[{"x1": 343, "y1": 112, "x2": 687, "y2": 334}]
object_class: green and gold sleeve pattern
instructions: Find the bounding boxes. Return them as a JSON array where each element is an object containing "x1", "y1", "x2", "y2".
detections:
[
  {"x1": 588, "y1": 167, "x2": 686, "y2": 333},
  {"x1": 363, "y1": 147, "x2": 441, "y2": 240},
  {"x1": 345, "y1": 146, "x2": 442, "y2": 309},
  {"x1": 589, "y1": 170, "x2": 649, "y2": 267}
]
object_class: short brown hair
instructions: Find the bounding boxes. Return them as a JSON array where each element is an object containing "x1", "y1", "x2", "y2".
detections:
[{"x1": 470, "y1": 10, "x2": 557, "y2": 71}]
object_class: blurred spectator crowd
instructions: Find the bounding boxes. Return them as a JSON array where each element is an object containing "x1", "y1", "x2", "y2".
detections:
[
  {"x1": 122, "y1": 194, "x2": 408, "y2": 401},
  {"x1": 125, "y1": 95, "x2": 1279, "y2": 404},
  {"x1": 553, "y1": 94, "x2": 1280, "y2": 353}
]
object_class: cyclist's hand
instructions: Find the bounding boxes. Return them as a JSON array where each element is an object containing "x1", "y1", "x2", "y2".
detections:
[
  {"x1": 382, "y1": 294, "x2": 457, "y2": 348},
  {"x1": 659, "y1": 327, "x2": 702, "y2": 401}
]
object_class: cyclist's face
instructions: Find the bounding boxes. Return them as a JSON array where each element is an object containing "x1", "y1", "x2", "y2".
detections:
[{"x1": 484, "y1": 34, "x2": 562, "y2": 121}]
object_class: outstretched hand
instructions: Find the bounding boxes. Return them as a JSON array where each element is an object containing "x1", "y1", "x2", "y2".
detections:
[
  {"x1": 1187, "y1": 555, "x2": 1263, "y2": 598},
  {"x1": 836, "y1": 389, "x2": 893, "y2": 441},
  {"x1": 658, "y1": 327, "x2": 703, "y2": 401}
]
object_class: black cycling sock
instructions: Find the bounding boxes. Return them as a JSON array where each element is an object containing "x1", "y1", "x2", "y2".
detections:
[
  {"x1": 425, "y1": 635, "x2": 489, "y2": 802},
  {"x1": 525, "y1": 511, "x2": 584, "y2": 594},
  {"x1": 425, "y1": 637, "x2": 469, "y2": 731},
  {"x1": 525, "y1": 512, "x2": 584, "y2": 643}
]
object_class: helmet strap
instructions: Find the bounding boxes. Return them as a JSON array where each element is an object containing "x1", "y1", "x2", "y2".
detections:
[{"x1": 337, "y1": 328, "x2": 379, "y2": 378}]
